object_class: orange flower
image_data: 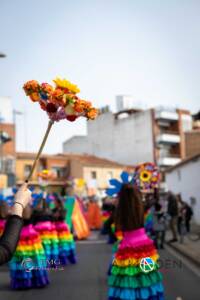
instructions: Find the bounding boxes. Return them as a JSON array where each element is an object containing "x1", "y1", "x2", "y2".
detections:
[
  {"x1": 23, "y1": 80, "x2": 40, "y2": 95},
  {"x1": 51, "y1": 88, "x2": 66, "y2": 106},
  {"x1": 87, "y1": 108, "x2": 98, "y2": 120},
  {"x1": 74, "y1": 100, "x2": 86, "y2": 113},
  {"x1": 30, "y1": 92, "x2": 40, "y2": 102},
  {"x1": 41, "y1": 83, "x2": 53, "y2": 95}
]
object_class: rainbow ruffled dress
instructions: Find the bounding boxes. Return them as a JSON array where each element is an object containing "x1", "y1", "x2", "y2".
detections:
[
  {"x1": 9, "y1": 224, "x2": 49, "y2": 289},
  {"x1": 144, "y1": 209, "x2": 154, "y2": 238},
  {"x1": 0, "y1": 219, "x2": 6, "y2": 237},
  {"x1": 54, "y1": 221, "x2": 76, "y2": 265},
  {"x1": 34, "y1": 221, "x2": 59, "y2": 265},
  {"x1": 108, "y1": 228, "x2": 164, "y2": 300}
]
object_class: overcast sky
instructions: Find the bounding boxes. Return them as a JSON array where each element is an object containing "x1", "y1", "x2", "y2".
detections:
[{"x1": 0, "y1": 0, "x2": 200, "y2": 153}]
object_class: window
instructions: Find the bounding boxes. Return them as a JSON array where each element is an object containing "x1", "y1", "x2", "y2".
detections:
[
  {"x1": 91, "y1": 171, "x2": 97, "y2": 179},
  {"x1": 51, "y1": 166, "x2": 66, "y2": 178},
  {"x1": 24, "y1": 165, "x2": 32, "y2": 178}
]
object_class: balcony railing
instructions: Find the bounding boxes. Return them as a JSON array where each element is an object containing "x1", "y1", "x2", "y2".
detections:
[
  {"x1": 158, "y1": 157, "x2": 181, "y2": 167},
  {"x1": 156, "y1": 133, "x2": 180, "y2": 144},
  {"x1": 155, "y1": 110, "x2": 178, "y2": 121}
]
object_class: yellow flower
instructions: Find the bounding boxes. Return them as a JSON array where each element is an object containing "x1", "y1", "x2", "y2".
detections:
[
  {"x1": 53, "y1": 77, "x2": 80, "y2": 94},
  {"x1": 140, "y1": 170, "x2": 151, "y2": 182}
]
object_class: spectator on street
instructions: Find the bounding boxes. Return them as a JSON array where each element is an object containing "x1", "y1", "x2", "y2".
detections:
[
  {"x1": 167, "y1": 191, "x2": 178, "y2": 242},
  {"x1": 153, "y1": 202, "x2": 167, "y2": 249},
  {"x1": 176, "y1": 194, "x2": 184, "y2": 236},
  {"x1": 183, "y1": 202, "x2": 193, "y2": 233}
]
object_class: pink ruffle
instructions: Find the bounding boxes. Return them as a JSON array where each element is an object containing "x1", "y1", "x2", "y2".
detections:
[
  {"x1": 20, "y1": 224, "x2": 39, "y2": 239},
  {"x1": 54, "y1": 221, "x2": 69, "y2": 231},
  {"x1": 35, "y1": 221, "x2": 52, "y2": 231},
  {"x1": 119, "y1": 228, "x2": 153, "y2": 250}
]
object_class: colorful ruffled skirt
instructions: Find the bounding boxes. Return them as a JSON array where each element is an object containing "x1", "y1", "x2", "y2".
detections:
[
  {"x1": 0, "y1": 219, "x2": 5, "y2": 237},
  {"x1": 108, "y1": 228, "x2": 164, "y2": 300},
  {"x1": 34, "y1": 221, "x2": 59, "y2": 266},
  {"x1": 9, "y1": 224, "x2": 49, "y2": 289},
  {"x1": 144, "y1": 209, "x2": 154, "y2": 238},
  {"x1": 54, "y1": 221, "x2": 76, "y2": 265}
]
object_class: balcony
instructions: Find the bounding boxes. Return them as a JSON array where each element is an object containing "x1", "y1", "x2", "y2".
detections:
[
  {"x1": 156, "y1": 133, "x2": 180, "y2": 144},
  {"x1": 158, "y1": 156, "x2": 181, "y2": 167},
  {"x1": 155, "y1": 110, "x2": 178, "y2": 121}
]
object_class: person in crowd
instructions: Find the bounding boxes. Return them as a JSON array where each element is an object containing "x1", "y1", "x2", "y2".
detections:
[
  {"x1": 32, "y1": 198, "x2": 59, "y2": 265},
  {"x1": 153, "y1": 202, "x2": 166, "y2": 249},
  {"x1": 0, "y1": 183, "x2": 31, "y2": 266},
  {"x1": 9, "y1": 203, "x2": 49, "y2": 289},
  {"x1": 167, "y1": 191, "x2": 178, "y2": 242},
  {"x1": 183, "y1": 202, "x2": 193, "y2": 233},
  {"x1": 108, "y1": 184, "x2": 164, "y2": 300},
  {"x1": 176, "y1": 194, "x2": 184, "y2": 236},
  {"x1": 52, "y1": 195, "x2": 76, "y2": 265}
]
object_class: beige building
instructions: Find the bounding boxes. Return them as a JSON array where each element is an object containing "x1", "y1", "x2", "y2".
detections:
[{"x1": 16, "y1": 152, "x2": 132, "y2": 194}]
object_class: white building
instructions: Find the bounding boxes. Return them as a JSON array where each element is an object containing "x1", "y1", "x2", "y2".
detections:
[
  {"x1": 0, "y1": 97, "x2": 13, "y2": 123},
  {"x1": 63, "y1": 106, "x2": 192, "y2": 168},
  {"x1": 165, "y1": 153, "x2": 200, "y2": 224}
]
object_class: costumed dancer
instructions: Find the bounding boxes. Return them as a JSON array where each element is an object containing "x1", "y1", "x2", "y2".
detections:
[
  {"x1": 107, "y1": 172, "x2": 164, "y2": 300},
  {"x1": 52, "y1": 195, "x2": 76, "y2": 265},
  {"x1": 9, "y1": 205, "x2": 49, "y2": 289},
  {"x1": 33, "y1": 198, "x2": 59, "y2": 267},
  {"x1": 87, "y1": 197, "x2": 102, "y2": 230}
]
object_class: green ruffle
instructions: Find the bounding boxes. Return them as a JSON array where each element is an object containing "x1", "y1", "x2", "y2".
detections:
[
  {"x1": 111, "y1": 263, "x2": 159, "y2": 277},
  {"x1": 108, "y1": 270, "x2": 163, "y2": 288}
]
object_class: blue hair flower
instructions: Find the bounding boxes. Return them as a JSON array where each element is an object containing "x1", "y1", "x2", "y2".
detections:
[{"x1": 106, "y1": 171, "x2": 134, "y2": 197}]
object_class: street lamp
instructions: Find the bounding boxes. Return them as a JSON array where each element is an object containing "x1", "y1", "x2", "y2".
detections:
[{"x1": 0, "y1": 52, "x2": 6, "y2": 58}]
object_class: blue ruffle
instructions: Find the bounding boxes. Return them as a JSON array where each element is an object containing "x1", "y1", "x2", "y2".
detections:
[{"x1": 108, "y1": 282, "x2": 164, "y2": 300}]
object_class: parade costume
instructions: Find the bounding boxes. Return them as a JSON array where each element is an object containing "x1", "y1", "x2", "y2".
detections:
[
  {"x1": 9, "y1": 220, "x2": 49, "y2": 289},
  {"x1": 52, "y1": 204, "x2": 76, "y2": 265},
  {"x1": 108, "y1": 228, "x2": 164, "y2": 300},
  {"x1": 144, "y1": 208, "x2": 154, "y2": 238},
  {"x1": 54, "y1": 221, "x2": 76, "y2": 265},
  {"x1": 33, "y1": 210, "x2": 59, "y2": 265},
  {"x1": 34, "y1": 220, "x2": 59, "y2": 264},
  {"x1": 106, "y1": 169, "x2": 164, "y2": 300}
]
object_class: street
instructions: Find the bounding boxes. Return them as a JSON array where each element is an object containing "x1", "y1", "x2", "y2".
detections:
[{"x1": 0, "y1": 233, "x2": 199, "y2": 300}]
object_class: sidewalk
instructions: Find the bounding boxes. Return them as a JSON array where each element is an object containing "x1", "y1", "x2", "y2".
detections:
[{"x1": 166, "y1": 224, "x2": 200, "y2": 267}]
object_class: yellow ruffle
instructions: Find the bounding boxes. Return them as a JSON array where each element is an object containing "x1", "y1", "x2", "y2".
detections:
[{"x1": 113, "y1": 254, "x2": 159, "y2": 267}]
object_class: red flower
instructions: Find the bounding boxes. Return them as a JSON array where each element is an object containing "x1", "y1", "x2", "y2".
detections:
[
  {"x1": 66, "y1": 115, "x2": 78, "y2": 122},
  {"x1": 46, "y1": 103, "x2": 57, "y2": 113}
]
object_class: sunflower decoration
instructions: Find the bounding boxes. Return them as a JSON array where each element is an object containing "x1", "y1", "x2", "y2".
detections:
[{"x1": 134, "y1": 162, "x2": 160, "y2": 192}]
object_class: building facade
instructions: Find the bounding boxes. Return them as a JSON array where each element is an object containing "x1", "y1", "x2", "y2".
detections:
[
  {"x1": 165, "y1": 154, "x2": 200, "y2": 224},
  {"x1": 63, "y1": 107, "x2": 192, "y2": 169},
  {"x1": 0, "y1": 97, "x2": 16, "y2": 187},
  {"x1": 16, "y1": 152, "x2": 131, "y2": 195}
]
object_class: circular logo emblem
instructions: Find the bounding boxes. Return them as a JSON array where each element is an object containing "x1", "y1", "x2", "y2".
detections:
[
  {"x1": 21, "y1": 258, "x2": 34, "y2": 272},
  {"x1": 140, "y1": 257, "x2": 155, "y2": 273}
]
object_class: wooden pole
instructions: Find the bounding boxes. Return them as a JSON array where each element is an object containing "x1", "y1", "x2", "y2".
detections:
[{"x1": 26, "y1": 120, "x2": 54, "y2": 182}]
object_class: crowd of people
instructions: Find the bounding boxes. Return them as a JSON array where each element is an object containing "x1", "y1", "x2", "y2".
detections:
[{"x1": 0, "y1": 177, "x2": 194, "y2": 299}]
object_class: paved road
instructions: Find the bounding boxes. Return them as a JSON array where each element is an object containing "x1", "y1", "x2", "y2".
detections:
[{"x1": 0, "y1": 233, "x2": 199, "y2": 300}]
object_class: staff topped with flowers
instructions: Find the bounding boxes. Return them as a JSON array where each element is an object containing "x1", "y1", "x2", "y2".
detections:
[
  {"x1": 23, "y1": 77, "x2": 98, "y2": 122},
  {"x1": 23, "y1": 77, "x2": 99, "y2": 182}
]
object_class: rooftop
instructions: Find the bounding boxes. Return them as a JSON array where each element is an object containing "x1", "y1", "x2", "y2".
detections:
[{"x1": 165, "y1": 152, "x2": 200, "y2": 173}]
